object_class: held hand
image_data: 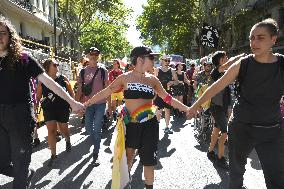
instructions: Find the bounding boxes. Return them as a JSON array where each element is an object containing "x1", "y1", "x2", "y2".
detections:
[
  {"x1": 186, "y1": 106, "x2": 199, "y2": 120},
  {"x1": 71, "y1": 101, "x2": 85, "y2": 115}
]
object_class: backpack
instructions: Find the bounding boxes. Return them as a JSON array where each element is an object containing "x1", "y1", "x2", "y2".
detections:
[
  {"x1": 234, "y1": 54, "x2": 284, "y2": 99},
  {"x1": 80, "y1": 66, "x2": 106, "y2": 96}
]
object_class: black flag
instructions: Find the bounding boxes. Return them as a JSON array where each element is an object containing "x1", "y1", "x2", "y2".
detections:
[{"x1": 201, "y1": 23, "x2": 220, "y2": 48}]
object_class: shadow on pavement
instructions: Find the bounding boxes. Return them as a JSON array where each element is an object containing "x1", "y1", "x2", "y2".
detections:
[
  {"x1": 170, "y1": 116, "x2": 187, "y2": 133},
  {"x1": 30, "y1": 135, "x2": 93, "y2": 188},
  {"x1": 203, "y1": 163, "x2": 229, "y2": 189},
  {"x1": 156, "y1": 134, "x2": 176, "y2": 170}
]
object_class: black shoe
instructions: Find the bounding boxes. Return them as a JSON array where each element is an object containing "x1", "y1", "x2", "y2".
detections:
[
  {"x1": 47, "y1": 155, "x2": 57, "y2": 167},
  {"x1": 113, "y1": 112, "x2": 117, "y2": 121},
  {"x1": 26, "y1": 168, "x2": 35, "y2": 188},
  {"x1": 32, "y1": 138, "x2": 40, "y2": 148},
  {"x1": 164, "y1": 127, "x2": 173, "y2": 134},
  {"x1": 56, "y1": 132, "x2": 61, "y2": 142},
  {"x1": 66, "y1": 141, "x2": 71, "y2": 152},
  {"x1": 207, "y1": 151, "x2": 216, "y2": 161},
  {"x1": 215, "y1": 156, "x2": 229, "y2": 170},
  {"x1": 93, "y1": 153, "x2": 100, "y2": 167}
]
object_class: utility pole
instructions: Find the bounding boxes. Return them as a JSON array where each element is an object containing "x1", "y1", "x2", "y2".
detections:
[{"x1": 53, "y1": 0, "x2": 57, "y2": 56}]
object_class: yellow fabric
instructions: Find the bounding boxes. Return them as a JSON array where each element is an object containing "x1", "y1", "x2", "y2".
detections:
[
  {"x1": 197, "y1": 84, "x2": 211, "y2": 109},
  {"x1": 111, "y1": 92, "x2": 124, "y2": 101},
  {"x1": 37, "y1": 107, "x2": 44, "y2": 123},
  {"x1": 111, "y1": 117, "x2": 129, "y2": 189}
]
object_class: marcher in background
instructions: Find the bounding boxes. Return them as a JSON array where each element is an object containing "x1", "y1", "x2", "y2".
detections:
[
  {"x1": 84, "y1": 46, "x2": 190, "y2": 189},
  {"x1": 36, "y1": 59, "x2": 75, "y2": 167},
  {"x1": 186, "y1": 63, "x2": 196, "y2": 106},
  {"x1": 0, "y1": 16, "x2": 84, "y2": 189},
  {"x1": 207, "y1": 51, "x2": 245, "y2": 170},
  {"x1": 75, "y1": 47, "x2": 110, "y2": 166},
  {"x1": 108, "y1": 59, "x2": 124, "y2": 120},
  {"x1": 172, "y1": 62, "x2": 191, "y2": 117},
  {"x1": 188, "y1": 18, "x2": 284, "y2": 189},
  {"x1": 154, "y1": 54, "x2": 178, "y2": 134}
]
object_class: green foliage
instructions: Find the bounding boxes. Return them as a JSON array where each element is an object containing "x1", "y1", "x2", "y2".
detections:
[
  {"x1": 137, "y1": 0, "x2": 202, "y2": 57},
  {"x1": 58, "y1": 0, "x2": 131, "y2": 60}
]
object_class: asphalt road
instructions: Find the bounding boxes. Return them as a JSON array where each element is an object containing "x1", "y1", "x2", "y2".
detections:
[{"x1": 0, "y1": 114, "x2": 266, "y2": 189}]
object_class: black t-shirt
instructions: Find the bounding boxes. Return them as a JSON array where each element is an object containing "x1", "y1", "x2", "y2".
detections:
[
  {"x1": 211, "y1": 67, "x2": 231, "y2": 109},
  {"x1": 0, "y1": 55, "x2": 44, "y2": 104}
]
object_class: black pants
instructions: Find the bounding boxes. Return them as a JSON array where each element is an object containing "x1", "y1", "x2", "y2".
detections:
[
  {"x1": 228, "y1": 119, "x2": 284, "y2": 189},
  {"x1": 0, "y1": 104, "x2": 34, "y2": 189}
]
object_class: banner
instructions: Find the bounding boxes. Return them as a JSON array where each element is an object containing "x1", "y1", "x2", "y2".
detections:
[{"x1": 201, "y1": 23, "x2": 220, "y2": 48}]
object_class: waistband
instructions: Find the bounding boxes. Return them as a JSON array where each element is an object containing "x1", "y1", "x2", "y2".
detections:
[{"x1": 121, "y1": 103, "x2": 155, "y2": 124}]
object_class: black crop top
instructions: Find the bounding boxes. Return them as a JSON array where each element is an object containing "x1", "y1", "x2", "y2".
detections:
[{"x1": 124, "y1": 83, "x2": 155, "y2": 99}]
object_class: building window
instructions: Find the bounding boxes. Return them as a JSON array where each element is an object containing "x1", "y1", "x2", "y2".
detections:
[
  {"x1": 42, "y1": 0, "x2": 46, "y2": 12},
  {"x1": 279, "y1": 8, "x2": 284, "y2": 29}
]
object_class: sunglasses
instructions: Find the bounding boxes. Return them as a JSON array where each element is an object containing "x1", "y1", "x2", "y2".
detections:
[
  {"x1": 89, "y1": 52, "x2": 99, "y2": 56},
  {"x1": 142, "y1": 55, "x2": 155, "y2": 61},
  {"x1": 163, "y1": 59, "x2": 170, "y2": 62}
]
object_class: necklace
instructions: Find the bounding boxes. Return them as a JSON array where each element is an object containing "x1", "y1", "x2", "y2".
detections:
[{"x1": 0, "y1": 56, "x2": 6, "y2": 71}]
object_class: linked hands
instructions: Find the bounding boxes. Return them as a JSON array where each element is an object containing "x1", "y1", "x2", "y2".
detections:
[
  {"x1": 70, "y1": 100, "x2": 85, "y2": 115},
  {"x1": 186, "y1": 105, "x2": 201, "y2": 120}
]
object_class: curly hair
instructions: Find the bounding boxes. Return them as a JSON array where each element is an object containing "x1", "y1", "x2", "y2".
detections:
[{"x1": 0, "y1": 16, "x2": 23, "y2": 70}]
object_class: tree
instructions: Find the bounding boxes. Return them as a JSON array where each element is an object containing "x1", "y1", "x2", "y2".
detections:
[
  {"x1": 58, "y1": 0, "x2": 131, "y2": 59},
  {"x1": 137, "y1": 0, "x2": 202, "y2": 57}
]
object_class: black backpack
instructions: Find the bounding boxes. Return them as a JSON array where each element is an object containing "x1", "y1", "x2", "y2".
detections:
[{"x1": 234, "y1": 54, "x2": 284, "y2": 98}]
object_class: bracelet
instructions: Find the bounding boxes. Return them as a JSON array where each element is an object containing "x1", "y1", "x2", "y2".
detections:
[{"x1": 163, "y1": 94, "x2": 172, "y2": 105}]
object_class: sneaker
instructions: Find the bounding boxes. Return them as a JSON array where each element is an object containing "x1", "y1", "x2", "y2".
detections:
[
  {"x1": 66, "y1": 141, "x2": 71, "y2": 152},
  {"x1": 113, "y1": 112, "x2": 117, "y2": 121},
  {"x1": 92, "y1": 153, "x2": 100, "y2": 167},
  {"x1": 164, "y1": 127, "x2": 173, "y2": 134},
  {"x1": 26, "y1": 168, "x2": 35, "y2": 188},
  {"x1": 215, "y1": 156, "x2": 229, "y2": 170},
  {"x1": 32, "y1": 138, "x2": 40, "y2": 148},
  {"x1": 47, "y1": 155, "x2": 57, "y2": 167},
  {"x1": 207, "y1": 151, "x2": 216, "y2": 162}
]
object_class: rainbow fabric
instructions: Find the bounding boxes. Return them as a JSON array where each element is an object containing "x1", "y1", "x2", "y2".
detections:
[{"x1": 122, "y1": 103, "x2": 155, "y2": 124}]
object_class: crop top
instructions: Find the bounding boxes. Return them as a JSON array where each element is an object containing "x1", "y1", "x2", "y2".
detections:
[{"x1": 124, "y1": 82, "x2": 155, "y2": 99}]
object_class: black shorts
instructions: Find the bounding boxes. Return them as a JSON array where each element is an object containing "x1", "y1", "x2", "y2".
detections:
[
  {"x1": 154, "y1": 96, "x2": 172, "y2": 110},
  {"x1": 125, "y1": 116, "x2": 159, "y2": 166},
  {"x1": 211, "y1": 105, "x2": 228, "y2": 133},
  {"x1": 43, "y1": 107, "x2": 71, "y2": 123}
]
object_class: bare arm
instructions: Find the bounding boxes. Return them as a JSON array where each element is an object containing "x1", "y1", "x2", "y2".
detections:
[
  {"x1": 37, "y1": 73, "x2": 84, "y2": 112},
  {"x1": 189, "y1": 61, "x2": 241, "y2": 117},
  {"x1": 219, "y1": 53, "x2": 246, "y2": 73},
  {"x1": 153, "y1": 76, "x2": 189, "y2": 112},
  {"x1": 85, "y1": 74, "x2": 124, "y2": 106},
  {"x1": 63, "y1": 76, "x2": 75, "y2": 98}
]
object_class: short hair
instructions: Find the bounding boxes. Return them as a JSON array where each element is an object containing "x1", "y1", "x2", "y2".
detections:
[
  {"x1": 252, "y1": 18, "x2": 279, "y2": 36},
  {"x1": 212, "y1": 51, "x2": 226, "y2": 67},
  {"x1": 42, "y1": 59, "x2": 56, "y2": 72}
]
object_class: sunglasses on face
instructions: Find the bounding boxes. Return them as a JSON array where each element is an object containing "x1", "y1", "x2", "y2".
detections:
[
  {"x1": 89, "y1": 52, "x2": 99, "y2": 56},
  {"x1": 163, "y1": 59, "x2": 170, "y2": 62},
  {"x1": 142, "y1": 55, "x2": 155, "y2": 61}
]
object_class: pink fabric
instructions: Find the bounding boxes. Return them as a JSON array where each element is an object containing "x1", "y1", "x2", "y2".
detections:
[{"x1": 77, "y1": 66, "x2": 108, "y2": 103}]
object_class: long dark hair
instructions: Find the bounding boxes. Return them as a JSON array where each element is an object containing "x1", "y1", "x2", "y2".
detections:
[{"x1": 0, "y1": 16, "x2": 23, "y2": 70}]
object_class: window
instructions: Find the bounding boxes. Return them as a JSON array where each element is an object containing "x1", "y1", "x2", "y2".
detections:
[{"x1": 42, "y1": 0, "x2": 46, "y2": 12}]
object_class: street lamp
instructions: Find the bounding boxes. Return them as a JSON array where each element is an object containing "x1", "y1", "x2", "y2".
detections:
[{"x1": 53, "y1": 0, "x2": 57, "y2": 56}]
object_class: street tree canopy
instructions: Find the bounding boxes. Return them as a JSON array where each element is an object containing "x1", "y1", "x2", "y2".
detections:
[
  {"x1": 58, "y1": 0, "x2": 132, "y2": 60},
  {"x1": 137, "y1": 0, "x2": 202, "y2": 57}
]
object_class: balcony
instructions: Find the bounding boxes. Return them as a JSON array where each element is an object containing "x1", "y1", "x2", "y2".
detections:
[{"x1": 9, "y1": 0, "x2": 32, "y2": 13}]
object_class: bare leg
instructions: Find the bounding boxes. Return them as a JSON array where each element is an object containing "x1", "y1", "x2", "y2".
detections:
[
  {"x1": 208, "y1": 127, "x2": 220, "y2": 152},
  {"x1": 58, "y1": 122, "x2": 70, "y2": 142},
  {"x1": 46, "y1": 121, "x2": 57, "y2": 156},
  {"x1": 218, "y1": 133, "x2": 228, "y2": 159},
  {"x1": 144, "y1": 166, "x2": 154, "y2": 185},
  {"x1": 164, "y1": 108, "x2": 171, "y2": 128},
  {"x1": 126, "y1": 147, "x2": 136, "y2": 172}
]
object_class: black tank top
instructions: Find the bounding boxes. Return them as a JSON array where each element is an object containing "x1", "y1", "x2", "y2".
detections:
[
  {"x1": 177, "y1": 72, "x2": 184, "y2": 82},
  {"x1": 124, "y1": 83, "x2": 155, "y2": 99},
  {"x1": 42, "y1": 75, "x2": 70, "y2": 109},
  {"x1": 234, "y1": 56, "x2": 284, "y2": 125},
  {"x1": 157, "y1": 68, "x2": 172, "y2": 90}
]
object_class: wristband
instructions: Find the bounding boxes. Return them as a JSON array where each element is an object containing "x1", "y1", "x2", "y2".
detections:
[{"x1": 163, "y1": 94, "x2": 172, "y2": 105}]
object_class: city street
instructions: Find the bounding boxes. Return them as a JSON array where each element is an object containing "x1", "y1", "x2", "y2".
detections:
[{"x1": 0, "y1": 115, "x2": 266, "y2": 189}]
